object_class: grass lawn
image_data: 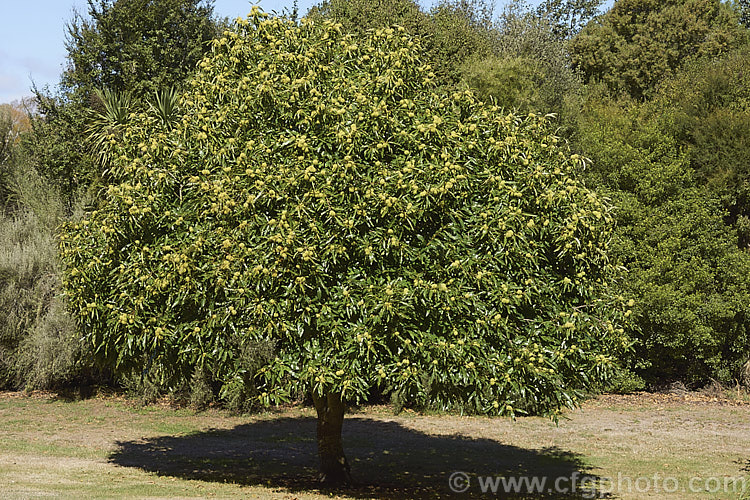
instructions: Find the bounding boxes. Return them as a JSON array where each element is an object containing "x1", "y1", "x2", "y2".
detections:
[{"x1": 0, "y1": 390, "x2": 748, "y2": 499}]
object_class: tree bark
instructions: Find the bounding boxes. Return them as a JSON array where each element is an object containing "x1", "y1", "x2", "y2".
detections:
[{"x1": 312, "y1": 392, "x2": 351, "y2": 485}]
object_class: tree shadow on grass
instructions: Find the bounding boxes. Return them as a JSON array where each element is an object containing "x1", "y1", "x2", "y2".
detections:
[{"x1": 109, "y1": 415, "x2": 608, "y2": 498}]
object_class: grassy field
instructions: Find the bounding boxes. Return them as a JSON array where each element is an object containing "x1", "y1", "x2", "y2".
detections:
[{"x1": 0, "y1": 390, "x2": 748, "y2": 499}]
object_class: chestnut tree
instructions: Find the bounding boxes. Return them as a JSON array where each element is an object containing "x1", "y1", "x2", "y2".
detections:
[{"x1": 61, "y1": 9, "x2": 631, "y2": 484}]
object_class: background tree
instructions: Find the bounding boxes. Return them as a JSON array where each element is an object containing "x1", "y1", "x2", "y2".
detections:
[
  {"x1": 0, "y1": 100, "x2": 33, "y2": 207},
  {"x1": 63, "y1": 0, "x2": 219, "y2": 98},
  {"x1": 61, "y1": 10, "x2": 632, "y2": 483},
  {"x1": 571, "y1": 0, "x2": 748, "y2": 100},
  {"x1": 535, "y1": 0, "x2": 604, "y2": 40},
  {"x1": 461, "y1": 1, "x2": 582, "y2": 115},
  {"x1": 428, "y1": 0, "x2": 499, "y2": 82},
  {"x1": 22, "y1": 0, "x2": 219, "y2": 202},
  {"x1": 308, "y1": 0, "x2": 498, "y2": 85},
  {"x1": 0, "y1": 107, "x2": 19, "y2": 206},
  {"x1": 649, "y1": 47, "x2": 750, "y2": 245},
  {"x1": 0, "y1": 101, "x2": 31, "y2": 164},
  {"x1": 21, "y1": 90, "x2": 99, "y2": 201},
  {"x1": 572, "y1": 69, "x2": 750, "y2": 385}
]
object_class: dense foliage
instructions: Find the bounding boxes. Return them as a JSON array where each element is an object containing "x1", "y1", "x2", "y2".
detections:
[
  {"x1": 1, "y1": 0, "x2": 222, "y2": 394},
  {"x1": 0, "y1": 122, "x2": 94, "y2": 391},
  {"x1": 464, "y1": 2, "x2": 582, "y2": 115},
  {"x1": 535, "y1": 0, "x2": 604, "y2": 40},
  {"x1": 651, "y1": 48, "x2": 750, "y2": 238},
  {"x1": 21, "y1": 93, "x2": 99, "y2": 200},
  {"x1": 21, "y1": 0, "x2": 219, "y2": 201},
  {"x1": 63, "y1": 0, "x2": 219, "y2": 98},
  {"x1": 308, "y1": 0, "x2": 498, "y2": 86},
  {"x1": 571, "y1": 0, "x2": 747, "y2": 99},
  {"x1": 61, "y1": 11, "x2": 631, "y2": 419},
  {"x1": 572, "y1": 57, "x2": 750, "y2": 383},
  {"x1": 311, "y1": 0, "x2": 583, "y2": 120},
  {"x1": 4, "y1": 0, "x2": 749, "y2": 411}
]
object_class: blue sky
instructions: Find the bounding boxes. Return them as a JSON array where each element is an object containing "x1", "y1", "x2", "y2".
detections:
[{"x1": 0, "y1": 0, "x2": 320, "y2": 103}]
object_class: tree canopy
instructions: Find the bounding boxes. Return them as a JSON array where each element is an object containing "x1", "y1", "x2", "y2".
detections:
[
  {"x1": 22, "y1": 0, "x2": 220, "y2": 201},
  {"x1": 307, "y1": 0, "x2": 498, "y2": 85},
  {"x1": 571, "y1": 0, "x2": 747, "y2": 99},
  {"x1": 61, "y1": 9, "x2": 632, "y2": 481},
  {"x1": 63, "y1": 0, "x2": 219, "y2": 98},
  {"x1": 535, "y1": 0, "x2": 604, "y2": 40},
  {"x1": 571, "y1": 47, "x2": 750, "y2": 384}
]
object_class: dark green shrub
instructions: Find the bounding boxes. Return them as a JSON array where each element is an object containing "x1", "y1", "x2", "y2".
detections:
[
  {"x1": 62, "y1": 0, "x2": 219, "y2": 98},
  {"x1": 571, "y1": 0, "x2": 748, "y2": 100},
  {"x1": 649, "y1": 49, "x2": 750, "y2": 246},
  {"x1": 21, "y1": 93, "x2": 98, "y2": 203},
  {"x1": 573, "y1": 91, "x2": 750, "y2": 385}
]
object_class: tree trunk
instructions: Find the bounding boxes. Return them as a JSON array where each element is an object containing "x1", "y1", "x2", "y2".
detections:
[{"x1": 312, "y1": 392, "x2": 351, "y2": 485}]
